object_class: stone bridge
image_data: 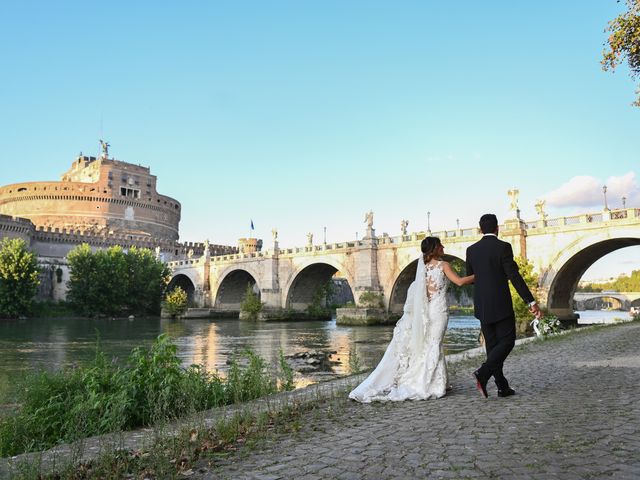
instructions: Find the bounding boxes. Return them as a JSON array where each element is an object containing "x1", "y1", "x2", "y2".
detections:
[
  {"x1": 573, "y1": 292, "x2": 640, "y2": 311},
  {"x1": 168, "y1": 207, "x2": 640, "y2": 323}
]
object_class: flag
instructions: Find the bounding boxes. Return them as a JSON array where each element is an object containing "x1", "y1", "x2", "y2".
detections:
[{"x1": 250, "y1": 219, "x2": 255, "y2": 230}]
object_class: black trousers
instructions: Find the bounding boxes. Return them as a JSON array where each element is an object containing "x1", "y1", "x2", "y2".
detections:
[{"x1": 478, "y1": 314, "x2": 516, "y2": 390}]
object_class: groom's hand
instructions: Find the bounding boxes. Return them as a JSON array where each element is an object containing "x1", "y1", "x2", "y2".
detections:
[{"x1": 529, "y1": 303, "x2": 542, "y2": 319}]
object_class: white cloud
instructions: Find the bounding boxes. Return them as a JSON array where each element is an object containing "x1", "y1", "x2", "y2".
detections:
[{"x1": 542, "y1": 172, "x2": 640, "y2": 209}]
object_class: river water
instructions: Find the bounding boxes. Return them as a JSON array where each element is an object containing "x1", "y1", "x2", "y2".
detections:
[
  {"x1": 0, "y1": 310, "x2": 630, "y2": 401},
  {"x1": 0, "y1": 316, "x2": 480, "y2": 394}
]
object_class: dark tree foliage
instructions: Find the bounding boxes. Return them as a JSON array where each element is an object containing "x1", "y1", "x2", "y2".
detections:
[
  {"x1": 0, "y1": 238, "x2": 40, "y2": 318},
  {"x1": 602, "y1": 0, "x2": 640, "y2": 105},
  {"x1": 67, "y1": 244, "x2": 170, "y2": 316}
]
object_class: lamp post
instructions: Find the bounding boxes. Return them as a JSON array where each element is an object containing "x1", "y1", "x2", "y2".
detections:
[
  {"x1": 456, "y1": 218, "x2": 460, "y2": 230},
  {"x1": 622, "y1": 196, "x2": 627, "y2": 209},
  {"x1": 323, "y1": 226, "x2": 327, "y2": 244},
  {"x1": 603, "y1": 185, "x2": 609, "y2": 211},
  {"x1": 427, "y1": 211, "x2": 431, "y2": 234}
]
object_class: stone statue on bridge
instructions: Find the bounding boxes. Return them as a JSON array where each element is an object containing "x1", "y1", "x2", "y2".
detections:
[
  {"x1": 535, "y1": 199, "x2": 548, "y2": 220},
  {"x1": 508, "y1": 188, "x2": 521, "y2": 218},
  {"x1": 272, "y1": 228, "x2": 278, "y2": 241},
  {"x1": 307, "y1": 232, "x2": 313, "y2": 245},
  {"x1": 508, "y1": 188, "x2": 519, "y2": 211},
  {"x1": 364, "y1": 210, "x2": 374, "y2": 228},
  {"x1": 401, "y1": 219, "x2": 409, "y2": 235}
]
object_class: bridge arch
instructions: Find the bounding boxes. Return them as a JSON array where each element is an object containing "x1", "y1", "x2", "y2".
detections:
[
  {"x1": 542, "y1": 233, "x2": 640, "y2": 319},
  {"x1": 389, "y1": 254, "x2": 465, "y2": 314},
  {"x1": 167, "y1": 274, "x2": 197, "y2": 305},
  {"x1": 582, "y1": 296, "x2": 625, "y2": 311},
  {"x1": 284, "y1": 260, "x2": 355, "y2": 313},
  {"x1": 214, "y1": 267, "x2": 261, "y2": 311}
]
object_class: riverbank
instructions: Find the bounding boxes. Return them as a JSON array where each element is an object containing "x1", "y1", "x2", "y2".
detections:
[
  {"x1": 7, "y1": 321, "x2": 638, "y2": 478},
  {"x1": 203, "y1": 319, "x2": 640, "y2": 479}
]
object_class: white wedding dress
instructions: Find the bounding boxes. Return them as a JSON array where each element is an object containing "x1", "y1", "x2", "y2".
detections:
[{"x1": 349, "y1": 259, "x2": 450, "y2": 402}]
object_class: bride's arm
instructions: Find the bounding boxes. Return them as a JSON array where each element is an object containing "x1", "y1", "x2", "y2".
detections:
[{"x1": 442, "y1": 262, "x2": 475, "y2": 286}]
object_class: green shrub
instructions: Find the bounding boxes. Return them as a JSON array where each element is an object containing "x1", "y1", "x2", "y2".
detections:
[
  {"x1": 0, "y1": 238, "x2": 40, "y2": 318},
  {"x1": 278, "y1": 349, "x2": 295, "y2": 391},
  {"x1": 306, "y1": 281, "x2": 334, "y2": 317},
  {"x1": 163, "y1": 286, "x2": 188, "y2": 318},
  {"x1": 510, "y1": 257, "x2": 540, "y2": 336},
  {"x1": 358, "y1": 291, "x2": 384, "y2": 308},
  {"x1": 0, "y1": 335, "x2": 292, "y2": 457},
  {"x1": 240, "y1": 284, "x2": 263, "y2": 319}
]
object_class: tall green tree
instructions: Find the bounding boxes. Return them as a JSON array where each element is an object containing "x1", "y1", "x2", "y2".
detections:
[
  {"x1": 67, "y1": 244, "x2": 169, "y2": 316},
  {"x1": 0, "y1": 238, "x2": 40, "y2": 318},
  {"x1": 602, "y1": 0, "x2": 640, "y2": 106}
]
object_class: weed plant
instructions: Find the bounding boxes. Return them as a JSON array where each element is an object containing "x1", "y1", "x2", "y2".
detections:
[{"x1": 0, "y1": 334, "x2": 289, "y2": 457}]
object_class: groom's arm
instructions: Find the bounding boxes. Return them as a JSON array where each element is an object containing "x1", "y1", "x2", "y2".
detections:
[{"x1": 501, "y1": 242, "x2": 535, "y2": 304}]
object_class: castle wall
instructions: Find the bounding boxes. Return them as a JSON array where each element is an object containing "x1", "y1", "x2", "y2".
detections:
[
  {"x1": 0, "y1": 156, "x2": 181, "y2": 242},
  {"x1": 0, "y1": 214, "x2": 35, "y2": 245}
]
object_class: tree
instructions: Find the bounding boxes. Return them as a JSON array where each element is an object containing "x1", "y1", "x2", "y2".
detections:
[
  {"x1": 163, "y1": 286, "x2": 188, "y2": 318},
  {"x1": 0, "y1": 238, "x2": 40, "y2": 318},
  {"x1": 448, "y1": 258, "x2": 473, "y2": 304},
  {"x1": 67, "y1": 244, "x2": 169, "y2": 316},
  {"x1": 240, "y1": 283, "x2": 263, "y2": 320},
  {"x1": 510, "y1": 257, "x2": 539, "y2": 335},
  {"x1": 602, "y1": 0, "x2": 640, "y2": 106}
]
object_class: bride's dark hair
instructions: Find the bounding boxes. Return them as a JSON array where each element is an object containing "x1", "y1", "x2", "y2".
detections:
[{"x1": 421, "y1": 236, "x2": 442, "y2": 264}]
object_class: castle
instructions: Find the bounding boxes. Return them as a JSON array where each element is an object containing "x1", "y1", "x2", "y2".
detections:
[{"x1": 0, "y1": 143, "x2": 237, "y2": 300}]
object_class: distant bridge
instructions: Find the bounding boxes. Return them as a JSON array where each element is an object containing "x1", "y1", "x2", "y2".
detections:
[
  {"x1": 169, "y1": 207, "x2": 640, "y2": 324},
  {"x1": 573, "y1": 292, "x2": 640, "y2": 310}
]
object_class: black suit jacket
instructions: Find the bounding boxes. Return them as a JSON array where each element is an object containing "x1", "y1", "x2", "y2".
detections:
[{"x1": 466, "y1": 235, "x2": 534, "y2": 324}]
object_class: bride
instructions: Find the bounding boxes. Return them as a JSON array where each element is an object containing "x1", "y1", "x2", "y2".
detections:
[{"x1": 349, "y1": 236, "x2": 475, "y2": 403}]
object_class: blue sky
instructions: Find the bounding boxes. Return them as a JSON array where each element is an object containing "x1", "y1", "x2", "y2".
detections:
[{"x1": 1, "y1": 1, "x2": 638, "y2": 280}]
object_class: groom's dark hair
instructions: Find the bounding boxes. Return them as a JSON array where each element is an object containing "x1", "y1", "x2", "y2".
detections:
[{"x1": 479, "y1": 214, "x2": 498, "y2": 234}]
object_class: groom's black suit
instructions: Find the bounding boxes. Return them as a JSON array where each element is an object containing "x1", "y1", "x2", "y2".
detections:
[{"x1": 466, "y1": 235, "x2": 534, "y2": 390}]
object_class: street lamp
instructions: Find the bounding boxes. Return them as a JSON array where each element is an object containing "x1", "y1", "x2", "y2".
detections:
[
  {"x1": 622, "y1": 196, "x2": 627, "y2": 209},
  {"x1": 603, "y1": 185, "x2": 609, "y2": 211},
  {"x1": 427, "y1": 211, "x2": 431, "y2": 233},
  {"x1": 456, "y1": 218, "x2": 460, "y2": 230},
  {"x1": 323, "y1": 226, "x2": 327, "y2": 244}
]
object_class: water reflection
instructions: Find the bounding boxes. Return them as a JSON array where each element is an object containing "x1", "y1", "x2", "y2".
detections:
[{"x1": 0, "y1": 316, "x2": 481, "y2": 395}]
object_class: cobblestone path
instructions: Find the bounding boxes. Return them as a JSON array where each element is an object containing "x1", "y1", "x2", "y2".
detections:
[{"x1": 199, "y1": 322, "x2": 640, "y2": 479}]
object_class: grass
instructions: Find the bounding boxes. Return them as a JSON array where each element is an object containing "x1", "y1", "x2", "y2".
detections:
[
  {"x1": 29, "y1": 300, "x2": 76, "y2": 318},
  {"x1": 0, "y1": 334, "x2": 295, "y2": 458},
  {"x1": 8, "y1": 386, "x2": 354, "y2": 479}
]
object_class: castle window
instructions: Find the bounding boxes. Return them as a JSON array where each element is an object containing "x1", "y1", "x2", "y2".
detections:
[
  {"x1": 120, "y1": 187, "x2": 140, "y2": 199},
  {"x1": 18, "y1": 187, "x2": 27, "y2": 192}
]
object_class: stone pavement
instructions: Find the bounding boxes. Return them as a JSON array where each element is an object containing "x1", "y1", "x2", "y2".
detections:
[{"x1": 199, "y1": 322, "x2": 640, "y2": 479}]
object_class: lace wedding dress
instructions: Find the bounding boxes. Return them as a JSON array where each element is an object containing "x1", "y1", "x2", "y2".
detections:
[{"x1": 349, "y1": 259, "x2": 450, "y2": 402}]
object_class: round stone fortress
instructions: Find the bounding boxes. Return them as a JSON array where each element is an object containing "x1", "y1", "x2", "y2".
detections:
[{"x1": 0, "y1": 149, "x2": 181, "y2": 242}]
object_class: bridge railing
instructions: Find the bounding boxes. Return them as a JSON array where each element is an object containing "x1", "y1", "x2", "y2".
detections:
[
  {"x1": 527, "y1": 207, "x2": 637, "y2": 231},
  {"x1": 168, "y1": 207, "x2": 639, "y2": 267}
]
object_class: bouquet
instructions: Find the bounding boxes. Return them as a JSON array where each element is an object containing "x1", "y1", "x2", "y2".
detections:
[{"x1": 531, "y1": 315, "x2": 561, "y2": 338}]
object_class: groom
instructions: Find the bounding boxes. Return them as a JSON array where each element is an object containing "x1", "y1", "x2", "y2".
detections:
[{"x1": 466, "y1": 213, "x2": 542, "y2": 398}]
